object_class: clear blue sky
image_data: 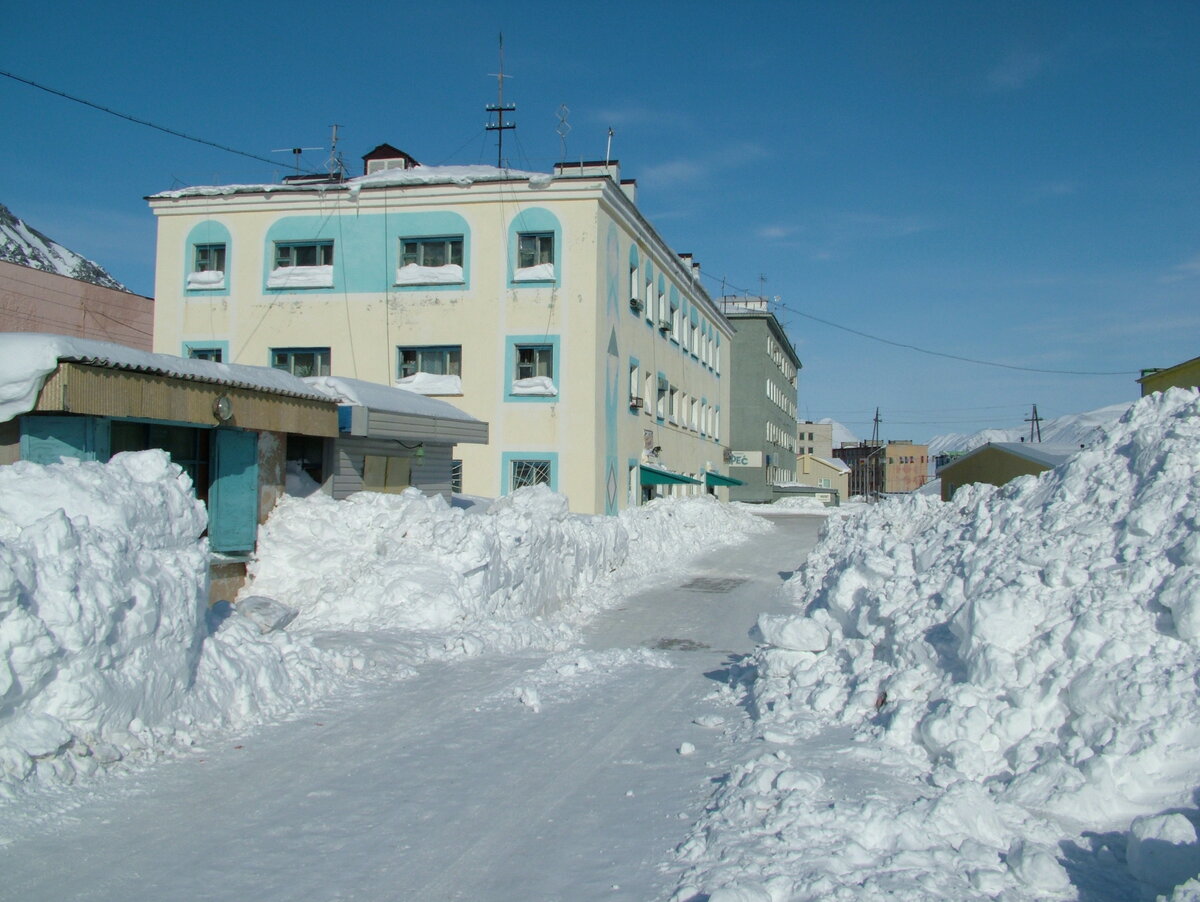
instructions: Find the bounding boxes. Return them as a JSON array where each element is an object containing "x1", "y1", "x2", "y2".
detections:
[{"x1": 3, "y1": 0, "x2": 1197, "y2": 441}]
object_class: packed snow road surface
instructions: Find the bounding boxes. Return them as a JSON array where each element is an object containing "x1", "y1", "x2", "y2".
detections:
[{"x1": 0, "y1": 514, "x2": 825, "y2": 901}]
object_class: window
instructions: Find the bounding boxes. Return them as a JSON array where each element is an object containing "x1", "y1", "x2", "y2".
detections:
[
  {"x1": 272, "y1": 347, "x2": 330, "y2": 377},
  {"x1": 397, "y1": 236, "x2": 464, "y2": 284},
  {"x1": 451, "y1": 459, "x2": 463, "y2": 494},
  {"x1": 514, "y1": 232, "x2": 554, "y2": 280},
  {"x1": 644, "y1": 371, "x2": 654, "y2": 415},
  {"x1": 508, "y1": 337, "x2": 559, "y2": 399},
  {"x1": 819, "y1": 477, "x2": 832, "y2": 489},
  {"x1": 656, "y1": 375, "x2": 668, "y2": 420},
  {"x1": 511, "y1": 458, "x2": 552, "y2": 490},
  {"x1": 269, "y1": 241, "x2": 334, "y2": 288},
  {"x1": 188, "y1": 243, "x2": 226, "y2": 289},
  {"x1": 399, "y1": 346, "x2": 461, "y2": 378},
  {"x1": 629, "y1": 362, "x2": 640, "y2": 409},
  {"x1": 515, "y1": 344, "x2": 553, "y2": 380},
  {"x1": 275, "y1": 241, "x2": 333, "y2": 268},
  {"x1": 188, "y1": 346, "x2": 223, "y2": 362}
]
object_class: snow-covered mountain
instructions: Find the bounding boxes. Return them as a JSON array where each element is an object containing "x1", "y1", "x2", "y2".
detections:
[
  {"x1": 817, "y1": 418, "x2": 858, "y2": 447},
  {"x1": 0, "y1": 202, "x2": 128, "y2": 292},
  {"x1": 927, "y1": 401, "x2": 1132, "y2": 457}
]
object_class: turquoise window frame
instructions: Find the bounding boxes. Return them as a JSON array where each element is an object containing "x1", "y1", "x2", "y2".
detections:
[
  {"x1": 182, "y1": 340, "x2": 230, "y2": 362},
  {"x1": 264, "y1": 217, "x2": 342, "y2": 294},
  {"x1": 628, "y1": 356, "x2": 641, "y2": 415},
  {"x1": 392, "y1": 211, "x2": 471, "y2": 291},
  {"x1": 501, "y1": 450, "x2": 559, "y2": 494},
  {"x1": 505, "y1": 334, "x2": 561, "y2": 403},
  {"x1": 628, "y1": 245, "x2": 642, "y2": 316},
  {"x1": 655, "y1": 370, "x2": 667, "y2": 422},
  {"x1": 507, "y1": 208, "x2": 562, "y2": 288},
  {"x1": 184, "y1": 221, "x2": 231, "y2": 297}
]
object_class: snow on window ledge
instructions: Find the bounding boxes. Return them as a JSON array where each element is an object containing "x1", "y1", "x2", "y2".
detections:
[
  {"x1": 395, "y1": 263, "x2": 464, "y2": 286},
  {"x1": 513, "y1": 263, "x2": 555, "y2": 282},
  {"x1": 187, "y1": 270, "x2": 226, "y2": 290},
  {"x1": 267, "y1": 265, "x2": 334, "y2": 289},
  {"x1": 510, "y1": 376, "x2": 558, "y2": 396},
  {"x1": 395, "y1": 373, "x2": 463, "y2": 395}
]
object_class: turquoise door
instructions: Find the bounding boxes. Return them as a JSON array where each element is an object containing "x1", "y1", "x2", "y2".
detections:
[
  {"x1": 209, "y1": 429, "x2": 259, "y2": 553},
  {"x1": 20, "y1": 416, "x2": 110, "y2": 464}
]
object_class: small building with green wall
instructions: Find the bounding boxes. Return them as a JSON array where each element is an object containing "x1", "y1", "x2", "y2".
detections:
[
  {"x1": 1138, "y1": 355, "x2": 1200, "y2": 396},
  {"x1": 938, "y1": 442, "x2": 1077, "y2": 501}
]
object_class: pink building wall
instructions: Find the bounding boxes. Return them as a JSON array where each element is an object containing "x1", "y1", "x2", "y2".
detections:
[{"x1": 0, "y1": 260, "x2": 153, "y2": 350}]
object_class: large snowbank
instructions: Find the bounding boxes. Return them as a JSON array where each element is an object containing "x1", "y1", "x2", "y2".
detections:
[
  {"x1": 243, "y1": 486, "x2": 771, "y2": 647},
  {"x1": 0, "y1": 452, "x2": 341, "y2": 800},
  {"x1": 1, "y1": 456, "x2": 770, "y2": 802},
  {"x1": 675, "y1": 388, "x2": 1200, "y2": 900}
]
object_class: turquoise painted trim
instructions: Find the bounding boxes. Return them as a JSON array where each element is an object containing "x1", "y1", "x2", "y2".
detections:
[
  {"x1": 504, "y1": 334, "x2": 561, "y2": 403},
  {"x1": 627, "y1": 356, "x2": 641, "y2": 415},
  {"x1": 182, "y1": 339, "x2": 230, "y2": 362},
  {"x1": 264, "y1": 216, "x2": 343, "y2": 294},
  {"x1": 184, "y1": 221, "x2": 231, "y2": 297},
  {"x1": 20, "y1": 415, "x2": 110, "y2": 463},
  {"x1": 655, "y1": 370, "x2": 667, "y2": 422},
  {"x1": 501, "y1": 450, "x2": 559, "y2": 494},
  {"x1": 391, "y1": 211, "x2": 471, "y2": 291},
  {"x1": 506, "y1": 207, "x2": 562, "y2": 289}
]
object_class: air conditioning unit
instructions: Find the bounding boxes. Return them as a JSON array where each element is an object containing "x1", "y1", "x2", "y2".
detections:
[
  {"x1": 630, "y1": 297, "x2": 643, "y2": 312},
  {"x1": 630, "y1": 396, "x2": 644, "y2": 409},
  {"x1": 658, "y1": 319, "x2": 672, "y2": 332}
]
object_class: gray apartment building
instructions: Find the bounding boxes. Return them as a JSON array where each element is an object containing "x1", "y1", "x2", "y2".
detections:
[{"x1": 721, "y1": 297, "x2": 802, "y2": 502}]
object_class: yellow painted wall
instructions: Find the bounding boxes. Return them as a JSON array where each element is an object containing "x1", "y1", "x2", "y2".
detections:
[
  {"x1": 939, "y1": 446, "x2": 1051, "y2": 501},
  {"x1": 151, "y1": 176, "x2": 732, "y2": 513}
]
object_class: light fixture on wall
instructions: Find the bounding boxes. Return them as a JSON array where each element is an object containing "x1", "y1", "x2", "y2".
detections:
[
  {"x1": 399, "y1": 440, "x2": 425, "y2": 459},
  {"x1": 212, "y1": 394, "x2": 233, "y2": 422}
]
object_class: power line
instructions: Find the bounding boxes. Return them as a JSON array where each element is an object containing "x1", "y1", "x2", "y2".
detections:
[
  {"x1": 703, "y1": 271, "x2": 1136, "y2": 377},
  {"x1": 1, "y1": 69, "x2": 280, "y2": 168}
]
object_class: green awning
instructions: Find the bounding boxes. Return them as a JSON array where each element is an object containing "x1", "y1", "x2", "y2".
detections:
[
  {"x1": 704, "y1": 470, "x2": 745, "y2": 487},
  {"x1": 640, "y1": 464, "x2": 702, "y2": 486}
]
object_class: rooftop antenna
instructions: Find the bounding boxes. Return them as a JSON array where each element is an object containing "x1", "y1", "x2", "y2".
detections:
[
  {"x1": 604, "y1": 126, "x2": 614, "y2": 173},
  {"x1": 1026, "y1": 404, "x2": 1043, "y2": 442},
  {"x1": 272, "y1": 144, "x2": 322, "y2": 174},
  {"x1": 486, "y1": 33, "x2": 516, "y2": 168},
  {"x1": 556, "y1": 104, "x2": 571, "y2": 162},
  {"x1": 759, "y1": 273, "x2": 768, "y2": 300},
  {"x1": 325, "y1": 123, "x2": 346, "y2": 179}
]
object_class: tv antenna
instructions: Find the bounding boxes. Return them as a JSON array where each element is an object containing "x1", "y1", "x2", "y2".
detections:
[
  {"x1": 486, "y1": 33, "x2": 516, "y2": 168},
  {"x1": 272, "y1": 144, "x2": 322, "y2": 173},
  {"x1": 556, "y1": 104, "x2": 571, "y2": 161},
  {"x1": 325, "y1": 123, "x2": 346, "y2": 179}
]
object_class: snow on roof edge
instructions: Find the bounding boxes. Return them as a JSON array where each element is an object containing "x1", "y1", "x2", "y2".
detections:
[{"x1": 0, "y1": 333, "x2": 331, "y2": 424}]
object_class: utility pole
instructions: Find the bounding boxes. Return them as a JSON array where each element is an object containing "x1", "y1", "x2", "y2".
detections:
[
  {"x1": 1025, "y1": 404, "x2": 1043, "y2": 443},
  {"x1": 486, "y1": 34, "x2": 516, "y2": 168}
]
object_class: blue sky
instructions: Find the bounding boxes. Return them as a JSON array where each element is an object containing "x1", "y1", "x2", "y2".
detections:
[{"x1": 3, "y1": 1, "x2": 1198, "y2": 442}]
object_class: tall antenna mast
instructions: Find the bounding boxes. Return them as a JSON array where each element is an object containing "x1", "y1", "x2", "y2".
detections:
[
  {"x1": 1026, "y1": 404, "x2": 1043, "y2": 442},
  {"x1": 326, "y1": 123, "x2": 345, "y2": 179},
  {"x1": 486, "y1": 33, "x2": 516, "y2": 168}
]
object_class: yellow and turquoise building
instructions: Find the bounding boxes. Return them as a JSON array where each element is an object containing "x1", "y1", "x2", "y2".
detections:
[{"x1": 149, "y1": 155, "x2": 735, "y2": 514}]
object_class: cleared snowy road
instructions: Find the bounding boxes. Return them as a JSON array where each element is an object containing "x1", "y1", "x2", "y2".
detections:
[{"x1": 1, "y1": 513, "x2": 824, "y2": 902}]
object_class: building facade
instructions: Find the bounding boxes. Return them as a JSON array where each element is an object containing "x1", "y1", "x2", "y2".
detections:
[
  {"x1": 834, "y1": 440, "x2": 930, "y2": 497},
  {"x1": 796, "y1": 421, "x2": 833, "y2": 458},
  {"x1": 148, "y1": 155, "x2": 735, "y2": 514},
  {"x1": 1138, "y1": 355, "x2": 1200, "y2": 396},
  {"x1": 720, "y1": 297, "x2": 802, "y2": 503},
  {"x1": 0, "y1": 260, "x2": 154, "y2": 350}
]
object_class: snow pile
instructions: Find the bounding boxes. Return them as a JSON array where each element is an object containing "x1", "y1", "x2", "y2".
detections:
[
  {"x1": 675, "y1": 388, "x2": 1200, "y2": 900},
  {"x1": 0, "y1": 453, "x2": 337, "y2": 797},
  {"x1": 243, "y1": 487, "x2": 771, "y2": 645}
]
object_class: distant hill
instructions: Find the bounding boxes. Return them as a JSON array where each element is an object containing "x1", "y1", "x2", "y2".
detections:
[
  {"x1": 927, "y1": 402, "x2": 1132, "y2": 457},
  {"x1": 0, "y1": 202, "x2": 128, "y2": 292}
]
